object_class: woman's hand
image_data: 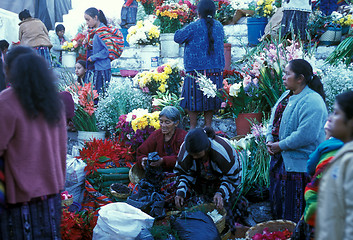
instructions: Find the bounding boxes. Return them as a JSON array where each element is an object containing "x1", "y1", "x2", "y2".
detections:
[
  {"x1": 266, "y1": 141, "x2": 275, "y2": 155},
  {"x1": 141, "y1": 157, "x2": 148, "y2": 170},
  {"x1": 149, "y1": 157, "x2": 163, "y2": 167},
  {"x1": 175, "y1": 195, "x2": 184, "y2": 209},
  {"x1": 266, "y1": 142, "x2": 282, "y2": 155},
  {"x1": 213, "y1": 192, "x2": 224, "y2": 209},
  {"x1": 87, "y1": 57, "x2": 92, "y2": 62}
]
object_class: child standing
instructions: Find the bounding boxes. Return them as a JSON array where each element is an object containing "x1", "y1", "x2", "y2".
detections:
[{"x1": 84, "y1": 8, "x2": 111, "y2": 95}]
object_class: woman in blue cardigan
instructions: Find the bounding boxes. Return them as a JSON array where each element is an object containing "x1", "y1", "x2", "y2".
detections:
[
  {"x1": 174, "y1": 0, "x2": 224, "y2": 129},
  {"x1": 266, "y1": 59, "x2": 327, "y2": 223}
]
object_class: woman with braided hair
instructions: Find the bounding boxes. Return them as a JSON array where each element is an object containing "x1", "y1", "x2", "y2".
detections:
[{"x1": 174, "y1": 0, "x2": 225, "y2": 129}]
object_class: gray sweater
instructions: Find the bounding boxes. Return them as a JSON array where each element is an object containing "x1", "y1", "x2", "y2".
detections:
[{"x1": 266, "y1": 86, "x2": 328, "y2": 172}]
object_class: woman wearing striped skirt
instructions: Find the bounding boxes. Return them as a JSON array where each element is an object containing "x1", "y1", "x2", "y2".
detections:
[{"x1": 174, "y1": 0, "x2": 225, "y2": 129}]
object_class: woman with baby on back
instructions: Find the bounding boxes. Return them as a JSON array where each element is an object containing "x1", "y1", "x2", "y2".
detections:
[{"x1": 84, "y1": 8, "x2": 112, "y2": 95}]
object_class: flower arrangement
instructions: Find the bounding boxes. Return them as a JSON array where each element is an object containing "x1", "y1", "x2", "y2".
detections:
[
  {"x1": 127, "y1": 20, "x2": 160, "y2": 46},
  {"x1": 67, "y1": 82, "x2": 99, "y2": 132},
  {"x1": 230, "y1": 121, "x2": 270, "y2": 197},
  {"x1": 115, "y1": 109, "x2": 160, "y2": 150},
  {"x1": 137, "y1": 0, "x2": 155, "y2": 15},
  {"x1": 131, "y1": 110, "x2": 160, "y2": 132},
  {"x1": 133, "y1": 61, "x2": 183, "y2": 95},
  {"x1": 249, "y1": 0, "x2": 276, "y2": 18},
  {"x1": 62, "y1": 40, "x2": 80, "y2": 52},
  {"x1": 335, "y1": 14, "x2": 353, "y2": 27},
  {"x1": 155, "y1": 2, "x2": 195, "y2": 33},
  {"x1": 61, "y1": 208, "x2": 98, "y2": 240},
  {"x1": 240, "y1": 37, "x2": 304, "y2": 111},
  {"x1": 220, "y1": 70, "x2": 261, "y2": 118},
  {"x1": 78, "y1": 139, "x2": 134, "y2": 176},
  {"x1": 96, "y1": 77, "x2": 152, "y2": 131},
  {"x1": 215, "y1": 0, "x2": 236, "y2": 25}
]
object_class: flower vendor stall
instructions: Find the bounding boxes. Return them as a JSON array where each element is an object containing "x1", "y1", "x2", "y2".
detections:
[{"x1": 56, "y1": 1, "x2": 353, "y2": 238}]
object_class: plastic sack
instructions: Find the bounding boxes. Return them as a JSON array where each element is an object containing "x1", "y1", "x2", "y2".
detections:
[
  {"x1": 135, "y1": 228, "x2": 154, "y2": 240},
  {"x1": 171, "y1": 211, "x2": 221, "y2": 240},
  {"x1": 93, "y1": 202, "x2": 154, "y2": 240},
  {"x1": 65, "y1": 155, "x2": 87, "y2": 203}
]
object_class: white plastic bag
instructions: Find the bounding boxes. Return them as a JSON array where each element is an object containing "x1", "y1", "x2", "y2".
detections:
[
  {"x1": 93, "y1": 202, "x2": 155, "y2": 240},
  {"x1": 65, "y1": 155, "x2": 86, "y2": 203}
]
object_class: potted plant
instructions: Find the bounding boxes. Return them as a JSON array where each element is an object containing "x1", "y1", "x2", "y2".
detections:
[
  {"x1": 65, "y1": 82, "x2": 106, "y2": 144},
  {"x1": 155, "y1": 1, "x2": 196, "y2": 57},
  {"x1": 61, "y1": 39, "x2": 80, "y2": 67},
  {"x1": 247, "y1": 0, "x2": 277, "y2": 46},
  {"x1": 127, "y1": 19, "x2": 161, "y2": 69}
]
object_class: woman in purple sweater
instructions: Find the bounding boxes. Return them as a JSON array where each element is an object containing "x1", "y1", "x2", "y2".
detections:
[{"x1": 0, "y1": 46, "x2": 67, "y2": 239}]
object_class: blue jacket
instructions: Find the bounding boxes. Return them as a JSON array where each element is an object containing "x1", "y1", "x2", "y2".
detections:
[
  {"x1": 266, "y1": 86, "x2": 328, "y2": 172},
  {"x1": 174, "y1": 18, "x2": 225, "y2": 72},
  {"x1": 90, "y1": 23, "x2": 111, "y2": 71}
]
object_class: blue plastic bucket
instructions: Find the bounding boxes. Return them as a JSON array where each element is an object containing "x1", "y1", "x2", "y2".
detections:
[
  {"x1": 247, "y1": 17, "x2": 268, "y2": 46},
  {"x1": 120, "y1": 28, "x2": 130, "y2": 47}
]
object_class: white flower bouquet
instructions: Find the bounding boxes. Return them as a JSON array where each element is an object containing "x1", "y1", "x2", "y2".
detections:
[{"x1": 127, "y1": 20, "x2": 160, "y2": 46}]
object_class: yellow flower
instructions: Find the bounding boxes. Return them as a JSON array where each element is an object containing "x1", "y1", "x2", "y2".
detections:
[
  {"x1": 136, "y1": 20, "x2": 143, "y2": 29},
  {"x1": 257, "y1": 0, "x2": 264, "y2": 6},
  {"x1": 163, "y1": 65, "x2": 172, "y2": 74},
  {"x1": 158, "y1": 84, "x2": 166, "y2": 93}
]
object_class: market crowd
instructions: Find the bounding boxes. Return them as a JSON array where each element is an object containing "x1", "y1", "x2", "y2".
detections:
[{"x1": 0, "y1": 0, "x2": 353, "y2": 239}]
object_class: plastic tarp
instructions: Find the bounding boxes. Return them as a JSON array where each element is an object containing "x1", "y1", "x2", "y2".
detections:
[{"x1": 0, "y1": 0, "x2": 72, "y2": 30}]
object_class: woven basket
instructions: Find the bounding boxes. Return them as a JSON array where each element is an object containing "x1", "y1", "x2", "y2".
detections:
[
  {"x1": 61, "y1": 197, "x2": 73, "y2": 206},
  {"x1": 129, "y1": 164, "x2": 145, "y2": 185},
  {"x1": 190, "y1": 203, "x2": 227, "y2": 233},
  {"x1": 245, "y1": 220, "x2": 296, "y2": 240},
  {"x1": 110, "y1": 183, "x2": 131, "y2": 199}
]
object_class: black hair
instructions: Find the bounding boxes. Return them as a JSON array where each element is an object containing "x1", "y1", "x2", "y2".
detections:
[
  {"x1": 85, "y1": 7, "x2": 108, "y2": 26},
  {"x1": 76, "y1": 60, "x2": 87, "y2": 69},
  {"x1": 0, "y1": 40, "x2": 9, "y2": 52},
  {"x1": 5, "y1": 46, "x2": 63, "y2": 125},
  {"x1": 336, "y1": 91, "x2": 353, "y2": 120},
  {"x1": 288, "y1": 59, "x2": 326, "y2": 101},
  {"x1": 55, "y1": 24, "x2": 65, "y2": 33},
  {"x1": 185, "y1": 127, "x2": 215, "y2": 153},
  {"x1": 19, "y1": 9, "x2": 31, "y2": 20},
  {"x1": 197, "y1": 0, "x2": 216, "y2": 55}
]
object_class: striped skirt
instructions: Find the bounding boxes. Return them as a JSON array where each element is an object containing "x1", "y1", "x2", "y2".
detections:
[
  {"x1": 269, "y1": 152, "x2": 309, "y2": 223},
  {"x1": 0, "y1": 194, "x2": 62, "y2": 240},
  {"x1": 180, "y1": 69, "x2": 223, "y2": 112},
  {"x1": 34, "y1": 46, "x2": 52, "y2": 67},
  {"x1": 93, "y1": 69, "x2": 112, "y2": 95},
  {"x1": 281, "y1": 10, "x2": 310, "y2": 40}
]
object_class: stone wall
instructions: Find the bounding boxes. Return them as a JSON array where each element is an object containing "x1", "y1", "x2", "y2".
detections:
[{"x1": 112, "y1": 16, "x2": 338, "y2": 71}]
